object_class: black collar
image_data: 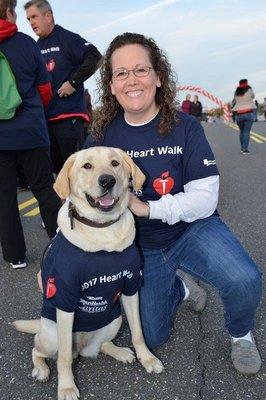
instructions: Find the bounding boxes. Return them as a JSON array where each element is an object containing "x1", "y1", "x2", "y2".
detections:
[{"x1": 68, "y1": 202, "x2": 121, "y2": 229}]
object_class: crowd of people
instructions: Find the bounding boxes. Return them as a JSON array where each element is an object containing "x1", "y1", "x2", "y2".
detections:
[
  {"x1": 181, "y1": 93, "x2": 203, "y2": 120},
  {"x1": 0, "y1": 0, "x2": 262, "y2": 381}
]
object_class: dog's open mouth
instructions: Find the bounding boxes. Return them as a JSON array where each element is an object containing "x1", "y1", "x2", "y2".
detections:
[{"x1": 85, "y1": 192, "x2": 119, "y2": 212}]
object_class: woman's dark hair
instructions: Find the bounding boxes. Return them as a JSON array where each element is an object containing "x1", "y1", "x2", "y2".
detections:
[
  {"x1": 235, "y1": 78, "x2": 251, "y2": 96},
  {"x1": 0, "y1": 0, "x2": 17, "y2": 19},
  {"x1": 92, "y1": 32, "x2": 178, "y2": 139}
]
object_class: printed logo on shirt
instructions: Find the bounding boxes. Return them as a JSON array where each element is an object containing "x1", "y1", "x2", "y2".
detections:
[
  {"x1": 46, "y1": 59, "x2": 55, "y2": 72},
  {"x1": 81, "y1": 269, "x2": 137, "y2": 291},
  {"x1": 203, "y1": 159, "x2": 216, "y2": 167},
  {"x1": 41, "y1": 47, "x2": 60, "y2": 54},
  {"x1": 46, "y1": 277, "x2": 57, "y2": 299},
  {"x1": 127, "y1": 146, "x2": 183, "y2": 159},
  {"x1": 78, "y1": 296, "x2": 108, "y2": 313},
  {"x1": 153, "y1": 171, "x2": 174, "y2": 195}
]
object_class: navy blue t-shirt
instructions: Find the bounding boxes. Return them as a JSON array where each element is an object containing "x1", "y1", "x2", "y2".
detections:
[
  {"x1": 41, "y1": 231, "x2": 142, "y2": 332},
  {"x1": 0, "y1": 32, "x2": 50, "y2": 150},
  {"x1": 85, "y1": 112, "x2": 219, "y2": 249},
  {"x1": 38, "y1": 25, "x2": 97, "y2": 119}
]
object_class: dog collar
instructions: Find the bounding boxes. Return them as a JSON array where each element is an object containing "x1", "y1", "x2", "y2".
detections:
[{"x1": 68, "y1": 202, "x2": 121, "y2": 229}]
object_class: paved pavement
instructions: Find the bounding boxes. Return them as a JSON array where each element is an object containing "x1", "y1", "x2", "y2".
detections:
[{"x1": 0, "y1": 121, "x2": 265, "y2": 400}]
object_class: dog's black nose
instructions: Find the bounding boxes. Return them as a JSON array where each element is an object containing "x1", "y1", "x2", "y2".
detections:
[{"x1": 98, "y1": 174, "x2": 116, "y2": 190}]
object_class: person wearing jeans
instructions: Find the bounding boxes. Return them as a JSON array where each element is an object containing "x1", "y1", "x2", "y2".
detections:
[
  {"x1": 84, "y1": 33, "x2": 262, "y2": 376},
  {"x1": 232, "y1": 79, "x2": 256, "y2": 154},
  {"x1": 235, "y1": 112, "x2": 254, "y2": 154}
]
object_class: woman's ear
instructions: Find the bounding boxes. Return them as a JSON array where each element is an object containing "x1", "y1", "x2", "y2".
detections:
[
  {"x1": 110, "y1": 81, "x2": 116, "y2": 95},
  {"x1": 118, "y1": 149, "x2": 146, "y2": 190}
]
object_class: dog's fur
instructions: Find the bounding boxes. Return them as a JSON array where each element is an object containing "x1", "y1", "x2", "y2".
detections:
[{"x1": 13, "y1": 147, "x2": 163, "y2": 400}]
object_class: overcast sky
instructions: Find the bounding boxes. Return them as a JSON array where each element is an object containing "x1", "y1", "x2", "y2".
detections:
[{"x1": 16, "y1": 0, "x2": 266, "y2": 107}]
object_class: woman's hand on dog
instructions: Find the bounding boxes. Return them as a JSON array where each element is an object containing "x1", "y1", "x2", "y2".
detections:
[{"x1": 128, "y1": 193, "x2": 150, "y2": 218}]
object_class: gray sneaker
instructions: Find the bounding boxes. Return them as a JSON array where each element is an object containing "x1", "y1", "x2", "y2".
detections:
[
  {"x1": 231, "y1": 334, "x2": 262, "y2": 375},
  {"x1": 176, "y1": 270, "x2": 207, "y2": 313}
]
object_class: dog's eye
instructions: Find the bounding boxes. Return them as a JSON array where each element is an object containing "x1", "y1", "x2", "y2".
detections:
[
  {"x1": 83, "y1": 163, "x2": 92, "y2": 170},
  {"x1": 111, "y1": 160, "x2": 120, "y2": 167}
]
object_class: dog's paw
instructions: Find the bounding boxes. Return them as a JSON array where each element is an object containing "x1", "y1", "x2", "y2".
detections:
[
  {"x1": 139, "y1": 356, "x2": 164, "y2": 374},
  {"x1": 58, "y1": 384, "x2": 80, "y2": 400},
  {"x1": 112, "y1": 346, "x2": 136, "y2": 363},
  {"x1": 32, "y1": 365, "x2": 50, "y2": 382}
]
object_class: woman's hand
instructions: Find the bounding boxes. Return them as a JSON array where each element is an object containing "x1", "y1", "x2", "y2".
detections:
[
  {"x1": 37, "y1": 270, "x2": 43, "y2": 293},
  {"x1": 128, "y1": 192, "x2": 150, "y2": 218}
]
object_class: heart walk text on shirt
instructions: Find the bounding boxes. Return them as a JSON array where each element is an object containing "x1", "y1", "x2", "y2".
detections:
[
  {"x1": 127, "y1": 145, "x2": 183, "y2": 158},
  {"x1": 81, "y1": 269, "x2": 135, "y2": 291}
]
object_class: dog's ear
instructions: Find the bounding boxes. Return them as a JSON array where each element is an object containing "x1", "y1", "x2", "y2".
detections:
[
  {"x1": 119, "y1": 150, "x2": 146, "y2": 190},
  {"x1": 53, "y1": 153, "x2": 77, "y2": 199}
]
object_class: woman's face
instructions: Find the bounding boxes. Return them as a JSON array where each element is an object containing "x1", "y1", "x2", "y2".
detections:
[{"x1": 110, "y1": 44, "x2": 161, "y2": 124}]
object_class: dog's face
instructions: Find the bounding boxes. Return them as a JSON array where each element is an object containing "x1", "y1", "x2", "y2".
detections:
[{"x1": 54, "y1": 147, "x2": 145, "y2": 220}]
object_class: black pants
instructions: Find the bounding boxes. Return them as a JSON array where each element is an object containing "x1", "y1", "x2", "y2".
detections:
[
  {"x1": 0, "y1": 147, "x2": 62, "y2": 263},
  {"x1": 48, "y1": 118, "x2": 87, "y2": 174}
]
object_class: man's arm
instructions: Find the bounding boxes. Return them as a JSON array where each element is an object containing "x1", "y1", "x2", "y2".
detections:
[
  {"x1": 58, "y1": 45, "x2": 102, "y2": 97},
  {"x1": 68, "y1": 45, "x2": 102, "y2": 89}
]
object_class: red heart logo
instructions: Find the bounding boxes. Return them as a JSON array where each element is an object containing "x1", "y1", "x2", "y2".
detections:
[
  {"x1": 46, "y1": 278, "x2": 57, "y2": 299},
  {"x1": 46, "y1": 59, "x2": 55, "y2": 72},
  {"x1": 153, "y1": 171, "x2": 174, "y2": 195}
]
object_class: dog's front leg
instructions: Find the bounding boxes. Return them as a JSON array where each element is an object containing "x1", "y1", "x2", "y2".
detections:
[
  {"x1": 56, "y1": 309, "x2": 80, "y2": 400},
  {"x1": 121, "y1": 293, "x2": 164, "y2": 373}
]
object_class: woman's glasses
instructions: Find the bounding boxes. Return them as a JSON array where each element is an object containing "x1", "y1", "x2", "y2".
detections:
[{"x1": 112, "y1": 66, "x2": 154, "y2": 81}]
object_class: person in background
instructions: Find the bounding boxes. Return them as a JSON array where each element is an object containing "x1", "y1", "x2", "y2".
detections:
[
  {"x1": 181, "y1": 93, "x2": 192, "y2": 114},
  {"x1": 0, "y1": 0, "x2": 61, "y2": 269},
  {"x1": 254, "y1": 99, "x2": 258, "y2": 122},
  {"x1": 232, "y1": 79, "x2": 256, "y2": 154},
  {"x1": 190, "y1": 95, "x2": 202, "y2": 121},
  {"x1": 84, "y1": 32, "x2": 262, "y2": 376},
  {"x1": 24, "y1": 0, "x2": 102, "y2": 174},
  {"x1": 231, "y1": 99, "x2": 237, "y2": 123}
]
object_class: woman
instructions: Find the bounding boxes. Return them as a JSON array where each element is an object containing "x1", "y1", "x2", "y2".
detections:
[
  {"x1": 190, "y1": 95, "x2": 202, "y2": 121},
  {"x1": 85, "y1": 32, "x2": 262, "y2": 375},
  {"x1": 232, "y1": 79, "x2": 255, "y2": 154},
  {"x1": 181, "y1": 94, "x2": 191, "y2": 114}
]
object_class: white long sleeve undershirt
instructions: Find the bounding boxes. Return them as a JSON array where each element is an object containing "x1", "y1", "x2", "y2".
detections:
[{"x1": 148, "y1": 175, "x2": 219, "y2": 225}]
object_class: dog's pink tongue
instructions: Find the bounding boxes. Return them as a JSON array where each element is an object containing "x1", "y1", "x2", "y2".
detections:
[{"x1": 98, "y1": 193, "x2": 114, "y2": 207}]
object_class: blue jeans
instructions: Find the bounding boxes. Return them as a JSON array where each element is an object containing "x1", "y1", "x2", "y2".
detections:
[
  {"x1": 139, "y1": 215, "x2": 262, "y2": 349},
  {"x1": 235, "y1": 112, "x2": 254, "y2": 151}
]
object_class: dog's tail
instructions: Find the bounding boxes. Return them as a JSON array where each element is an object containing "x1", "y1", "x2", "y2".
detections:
[{"x1": 12, "y1": 319, "x2": 41, "y2": 334}]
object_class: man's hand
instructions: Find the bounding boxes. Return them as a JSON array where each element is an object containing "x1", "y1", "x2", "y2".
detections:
[
  {"x1": 128, "y1": 192, "x2": 150, "y2": 218},
  {"x1": 57, "y1": 81, "x2": 76, "y2": 98}
]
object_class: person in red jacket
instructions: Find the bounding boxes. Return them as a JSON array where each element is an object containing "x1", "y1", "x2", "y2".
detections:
[
  {"x1": 181, "y1": 94, "x2": 192, "y2": 114},
  {"x1": 0, "y1": 0, "x2": 61, "y2": 269}
]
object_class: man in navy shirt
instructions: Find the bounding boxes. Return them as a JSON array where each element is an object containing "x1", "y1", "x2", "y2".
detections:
[
  {"x1": 24, "y1": 0, "x2": 102, "y2": 174},
  {"x1": 0, "y1": 0, "x2": 61, "y2": 268}
]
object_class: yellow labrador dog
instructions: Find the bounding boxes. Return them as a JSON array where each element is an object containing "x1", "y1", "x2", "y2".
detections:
[{"x1": 13, "y1": 147, "x2": 163, "y2": 400}]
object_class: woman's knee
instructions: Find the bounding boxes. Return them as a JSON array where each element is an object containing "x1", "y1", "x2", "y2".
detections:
[{"x1": 226, "y1": 267, "x2": 262, "y2": 309}]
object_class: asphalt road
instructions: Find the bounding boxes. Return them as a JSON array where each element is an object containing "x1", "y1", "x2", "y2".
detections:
[{"x1": 0, "y1": 121, "x2": 265, "y2": 400}]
